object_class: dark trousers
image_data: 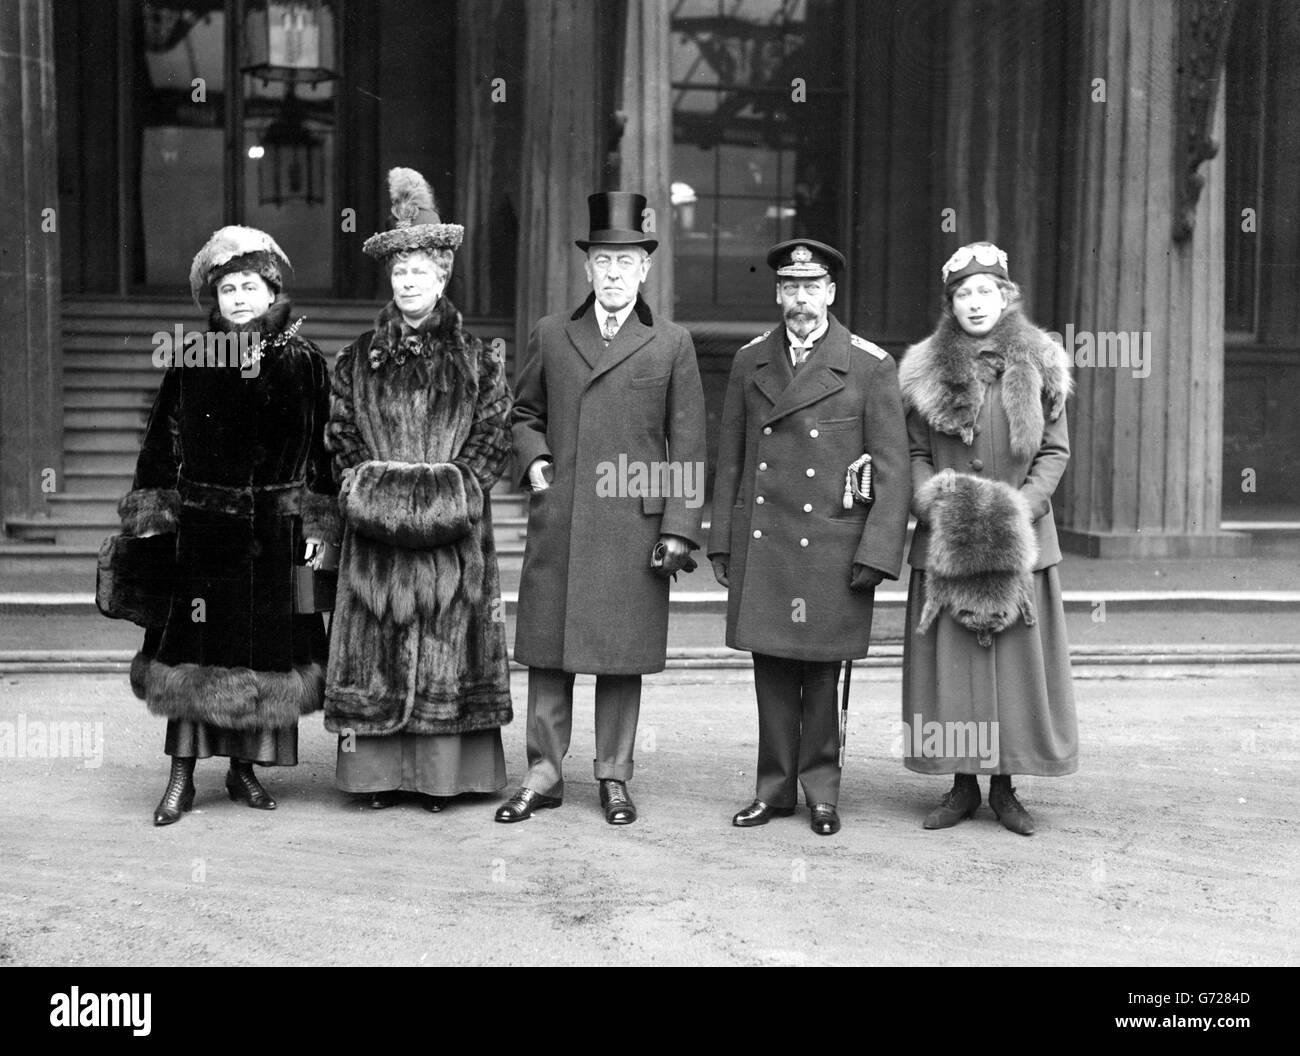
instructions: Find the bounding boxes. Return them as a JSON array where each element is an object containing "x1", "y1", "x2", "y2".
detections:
[
  {"x1": 522, "y1": 667, "x2": 641, "y2": 798},
  {"x1": 752, "y1": 653, "x2": 843, "y2": 807}
]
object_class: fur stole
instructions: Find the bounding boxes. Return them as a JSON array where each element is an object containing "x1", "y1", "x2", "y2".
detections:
[
  {"x1": 899, "y1": 307, "x2": 1072, "y2": 459},
  {"x1": 366, "y1": 296, "x2": 476, "y2": 399},
  {"x1": 915, "y1": 470, "x2": 1038, "y2": 647}
]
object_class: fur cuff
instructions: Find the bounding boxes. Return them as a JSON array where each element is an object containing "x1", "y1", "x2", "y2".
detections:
[
  {"x1": 915, "y1": 470, "x2": 1038, "y2": 646},
  {"x1": 118, "y1": 488, "x2": 180, "y2": 536},
  {"x1": 302, "y1": 491, "x2": 342, "y2": 544},
  {"x1": 344, "y1": 460, "x2": 483, "y2": 548},
  {"x1": 139, "y1": 657, "x2": 324, "y2": 728}
]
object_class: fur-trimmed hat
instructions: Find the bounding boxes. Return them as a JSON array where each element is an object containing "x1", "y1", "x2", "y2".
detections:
[
  {"x1": 189, "y1": 225, "x2": 291, "y2": 307},
  {"x1": 915, "y1": 469, "x2": 1038, "y2": 647},
  {"x1": 363, "y1": 167, "x2": 464, "y2": 260},
  {"x1": 941, "y1": 241, "x2": 1009, "y2": 289}
]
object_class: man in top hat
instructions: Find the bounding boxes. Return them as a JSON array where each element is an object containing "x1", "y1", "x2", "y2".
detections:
[
  {"x1": 497, "y1": 191, "x2": 708, "y2": 826},
  {"x1": 708, "y1": 238, "x2": 911, "y2": 835}
]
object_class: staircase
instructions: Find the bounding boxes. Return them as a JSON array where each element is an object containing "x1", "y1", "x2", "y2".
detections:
[{"x1": 0, "y1": 298, "x2": 526, "y2": 580}]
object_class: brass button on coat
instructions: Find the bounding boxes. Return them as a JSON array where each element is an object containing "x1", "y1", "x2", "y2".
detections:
[{"x1": 970, "y1": 458, "x2": 984, "y2": 471}]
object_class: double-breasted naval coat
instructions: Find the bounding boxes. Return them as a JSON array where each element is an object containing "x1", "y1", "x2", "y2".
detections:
[
  {"x1": 709, "y1": 314, "x2": 911, "y2": 660},
  {"x1": 512, "y1": 294, "x2": 708, "y2": 674}
]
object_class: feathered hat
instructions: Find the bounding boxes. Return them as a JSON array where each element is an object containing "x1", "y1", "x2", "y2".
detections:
[
  {"x1": 189, "y1": 225, "x2": 291, "y2": 307},
  {"x1": 362, "y1": 167, "x2": 464, "y2": 260}
]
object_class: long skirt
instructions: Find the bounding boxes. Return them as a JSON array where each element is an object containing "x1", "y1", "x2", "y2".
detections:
[
  {"x1": 336, "y1": 730, "x2": 506, "y2": 797},
  {"x1": 902, "y1": 564, "x2": 1078, "y2": 776},
  {"x1": 165, "y1": 720, "x2": 297, "y2": 766}
]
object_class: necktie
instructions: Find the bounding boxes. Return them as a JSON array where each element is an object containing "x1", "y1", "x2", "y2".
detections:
[
  {"x1": 792, "y1": 342, "x2": 812, "y2": 370},
  {"x1": 602, "y1": 315, "x2": 619, "y2": 344}
]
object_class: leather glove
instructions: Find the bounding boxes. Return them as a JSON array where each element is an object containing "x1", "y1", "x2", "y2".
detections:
[
  {"x1": 527, "y1": 457, "x2": 553, "y2": 492},
  {"x1": 711, "y1": 557, "x2": 730, "y2": 588},
  {"x1": 850, "y1": 563, "x2": 886, "y2": 592},
  {"x1": 651, "y1": 534, "x2": 697, "y2": 579}
]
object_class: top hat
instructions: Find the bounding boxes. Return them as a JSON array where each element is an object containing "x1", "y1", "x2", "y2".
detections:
[
  {"x1": 766, "y1": 238, "x2": 845, "y2": 279},
  {"x1": 941, "y1": 241, "x2": 1009, "y2": 288},
  {"x1": 363, "y1": 167, "x2": 464, "y2": 260},
  {"x1": 189, "y1": 225, "x2": 291, "y2": 307},
  {"x1": 575, "y1": 192, "x2": 658, "y2": 254}
]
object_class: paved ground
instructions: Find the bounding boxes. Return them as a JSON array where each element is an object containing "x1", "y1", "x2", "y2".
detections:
[{"x1": 1, "y1": 664, "x2": 1296, "y2": 966}]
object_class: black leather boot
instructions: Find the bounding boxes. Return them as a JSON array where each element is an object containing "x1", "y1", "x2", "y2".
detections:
[
  {"x1": 988, "y1": 774, "x2": 1035, "y2": 835},
  {"x1": 923, "y1": 772, "x2": 981, "y2": 829},
  {"x1": 226, "y1": 759, "x2": 276, "y2": 810},
  {"x1": 153, "y1": 756, "x2": 196, "y2": 826}
]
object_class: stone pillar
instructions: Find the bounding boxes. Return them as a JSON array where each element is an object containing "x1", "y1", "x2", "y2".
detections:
[
  {"x1": 617, "y1": 0, "x2": 674, "y2": 324},
  {"x1": 1057, "y1": 0, "x2": 1247, "y2": 557},
  {"x1": 513, "y1": 0, "x2": 603, "y2": 363},
  {"x1": 0, "y1": 0, "x2": 62, "y2": 528}
]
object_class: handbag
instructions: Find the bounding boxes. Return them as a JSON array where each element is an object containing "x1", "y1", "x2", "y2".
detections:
[{"x1": 95, "y1": 533, "x2": 177, "y2": 628}]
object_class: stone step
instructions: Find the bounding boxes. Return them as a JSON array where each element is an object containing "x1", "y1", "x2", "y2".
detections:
[
  {"x1": 65, "y1": 408, "x2": 152, "y2": 431},
  {"x1": 62, "y1": 465, "x2": 136, "y2": 489},
  {"x1": 65, "y1": 370, "x2": 163, "y2": 391},
  {"x1": 63, "y1": 430, "x2": 146, "y2": 453},
  {"x1": 64, "y1": 389, "x2": 154, "y2": 410}
]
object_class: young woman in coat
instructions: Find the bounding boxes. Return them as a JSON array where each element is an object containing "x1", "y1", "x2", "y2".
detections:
[
  {"x1": 323, "y1": 168, "x2": 513, "y2": 812},
  {"x1": 120, "y1": 225, "x2": 340, "y2": 826},
  {"x1": 898, "y1": 242, "x2": 1078, "y2": 835}
]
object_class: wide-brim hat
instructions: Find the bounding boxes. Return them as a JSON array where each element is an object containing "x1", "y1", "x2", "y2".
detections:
[
  {"x1": 575, "y1": 191, "x2": 658, "y2": 254},
  {"x1": 189, "y1": 225, "x2": 291, "y2": 306},
  {"x1": 942, "y1": 241, "x2": 1010, "y2": 288},
  {"x1": 363, "y1": 167, "x2": 464, "y2": 260},
  {"x1": 766, "y1": 238, "x2": 845, "y2": 279}
]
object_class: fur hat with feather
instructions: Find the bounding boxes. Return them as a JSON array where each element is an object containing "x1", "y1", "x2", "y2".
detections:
[
  {"x1": 189, "y1": 225, "x2": 291, "y2": 307},
  {"x1": 363, "y1": 167, "x2": 464, "y2": 260}
]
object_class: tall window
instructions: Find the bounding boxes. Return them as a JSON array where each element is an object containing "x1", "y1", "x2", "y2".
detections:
[
  {"x1": 669, "y1": 0, "x2": 849, "y2": 317},
  {"x1": 132, "y1": 0, "x2": 339, "y2": 293}
]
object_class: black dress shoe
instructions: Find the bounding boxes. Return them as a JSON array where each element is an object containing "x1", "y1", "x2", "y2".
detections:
[
  {"x1": 365, "y1": 790, "x2": 403, "y2": 810},
  {"x1": 599, "y1": 779, "x2": 637, "y2": 825},
  {"x1": 732, "y1": 799, "x2": 796, "y2": 827},
  {"x1": 226, "y1": 760, "x2": 276, "y2": 810},
  {"x1": 494, "y1": 787, "x2": 562, "y2": 823},
  {"x1": 923, "y1": 773, "x2": 981, "y2": 830},
  {"x1": 988, "y1": 776, "x2": 1035, "y2": 835},
  {"x1": 153, "y1": 756, "x2": 196, "y2": 827},
  {"x1": 809, "y1": 803, "x2": 841, "y2": 835},
  {"x1": 422, "y1": 795, "x2": 449, "y2": 813}
]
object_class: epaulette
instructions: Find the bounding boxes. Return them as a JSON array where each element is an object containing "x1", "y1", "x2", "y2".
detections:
[
  {"x1": 741, "y1": 329, "x2": 772, "y2": 350},
  {"x1": 850, "y1": 333, "x2": 888, "y2": 360}
]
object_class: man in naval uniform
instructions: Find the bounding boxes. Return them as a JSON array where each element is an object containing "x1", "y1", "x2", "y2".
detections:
[{"x1": 708, "y1": 239, "x2": 910, "y2": 835}]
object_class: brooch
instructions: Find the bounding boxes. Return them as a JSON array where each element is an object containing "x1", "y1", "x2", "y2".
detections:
[{"x1": 242, "y1": 316, "x2": 305, "y2": 372}]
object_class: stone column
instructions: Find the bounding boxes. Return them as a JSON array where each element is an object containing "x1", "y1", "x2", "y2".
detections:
[
  {"x1": 0, "y1": 0, "x2": 62, "y2": 528},
  {"x1": 617, "y1": 0, "x2": 674, "y2": 324},
  {"x1": 513, "y1": 0, "x2": 603, "y2": 363},
  {"x1": 1057, "y1": 0, "x2": 1247, "y2": 557}
]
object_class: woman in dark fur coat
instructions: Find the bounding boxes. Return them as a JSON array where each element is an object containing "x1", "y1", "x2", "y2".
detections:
[
  {"x1": 120, "y1": 225, "x2": 340, "y2": 826},
  {"x1": 898, "y1": 242, "x2": 1078, "y2": 835},
  {"x1": 323, "y1": 168, "x2": 513, "y2": 812}
]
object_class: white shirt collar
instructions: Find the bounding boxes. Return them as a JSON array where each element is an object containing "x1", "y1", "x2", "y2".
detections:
[
  {"x1": 595, "y1": 300, "x2": 636, "y2": 335},
  {"x1": 786, "y1": 317, "x2": 829, "y2": 362}
]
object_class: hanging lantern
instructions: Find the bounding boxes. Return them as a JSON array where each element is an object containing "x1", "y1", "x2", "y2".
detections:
[
  {"x1": 256, "y1": 92, "x2": 325, "y2": 206},
  {"x1": 243, "y1": 0, "x2": 335, "y2": 85}
]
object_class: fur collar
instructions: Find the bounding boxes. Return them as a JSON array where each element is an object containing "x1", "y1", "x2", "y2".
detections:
[
  {"x1": 207, "y1": 295, "x2": 296, "y2": 338},
  {"x1": 570, "y1": 292, "x2": 654, "y2": 327},
  {"x1": 899, "y1": 306, "x2": 1072, "y2": 458},
  {"x1": 366, "y1": 296, "x2": 476, "y2": 395}
]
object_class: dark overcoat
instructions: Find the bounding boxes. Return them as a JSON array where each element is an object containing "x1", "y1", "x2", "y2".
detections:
[
  {"x1": 512, "y1": 294, "x2": 708, "y2": 674},
  {"x1": 323, "y1": 299, "x2": 513, "y2": 736},
  {"x1": 120, "y1": 298, "x2": 340, "y2": 728},
  {"x1": 708, "y1": 314, "x2": 911, "y2": 661}
]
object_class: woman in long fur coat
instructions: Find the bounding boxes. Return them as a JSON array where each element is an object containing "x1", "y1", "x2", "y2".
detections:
[
  {"x1": 120, "y1": 225, "x2": 340, "y2": 826},
  {"x1": 323, "y1": 168, "x2": 513, "y2": 812},
  {"x1": 898, "y1": 242, "x2": 1078, "y2": 835}
]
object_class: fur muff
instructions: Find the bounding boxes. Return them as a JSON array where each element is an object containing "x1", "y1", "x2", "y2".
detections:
[
  {"x1": 118, "y1": 488, "x2": 180, "y2": 536},
  {"x1": 898, "y1": 307, "x2": 1072, "y2": 459},
  {"x1": 136, "y1": 654, "x2": 324, "y2": 728},
  {"x1": 343, "y1": 459, "x2": 482, "y2": 549},
  {"x1": 915, "y1": 469, "x2": 1038, "y2": 647}
]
